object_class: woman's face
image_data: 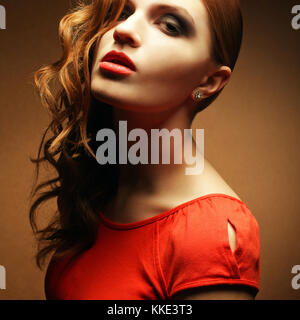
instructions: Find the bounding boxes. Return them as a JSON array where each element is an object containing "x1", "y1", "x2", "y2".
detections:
[{"x1": 91, "y1": 0, "x2": 216, "y2": 113}]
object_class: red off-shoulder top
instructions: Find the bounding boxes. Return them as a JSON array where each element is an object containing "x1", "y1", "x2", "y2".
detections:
[{"x1": 44, "y1": 193, "x2": 260, "y2": 300}]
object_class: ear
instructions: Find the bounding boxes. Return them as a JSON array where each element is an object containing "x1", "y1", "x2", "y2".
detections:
[{"x1": 198, "y1": 66, "x2": 232, "y2": 98}]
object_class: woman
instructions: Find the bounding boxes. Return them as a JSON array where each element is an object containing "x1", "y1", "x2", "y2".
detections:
[{"x1": 30, "y1": 0, "x2": 260, "y2": 300}]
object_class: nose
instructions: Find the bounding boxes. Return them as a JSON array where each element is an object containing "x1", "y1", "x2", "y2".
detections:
[{"x1": 113, "y1": 14, "x2": 142, "y2": 48}]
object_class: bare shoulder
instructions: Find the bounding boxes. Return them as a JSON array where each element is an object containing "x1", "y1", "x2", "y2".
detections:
[
  {"x1": 193, "y1": 158, "x2": 242, "y2": 201},
  {"x1": 171, "y1": 161, "x2": 257, "y2": 300}
]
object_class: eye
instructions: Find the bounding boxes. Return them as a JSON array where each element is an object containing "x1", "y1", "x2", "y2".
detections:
[{"x1": 159, "y1": 14, "x2": 183, "y2": 36}]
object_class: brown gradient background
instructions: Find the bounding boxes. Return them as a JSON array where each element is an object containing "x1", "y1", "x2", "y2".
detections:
[{"x1": 0, "y1": 0, "x2": 299, "y2": 300}]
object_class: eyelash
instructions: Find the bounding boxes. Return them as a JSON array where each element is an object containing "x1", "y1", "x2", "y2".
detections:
[{"x1": 118, "y1": 7, "x2": 184, "y2": 36}]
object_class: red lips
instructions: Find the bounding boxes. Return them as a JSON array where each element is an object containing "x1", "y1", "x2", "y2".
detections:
[{"x1": 101, "y1": 50, "x2": 136, "y2": 71}]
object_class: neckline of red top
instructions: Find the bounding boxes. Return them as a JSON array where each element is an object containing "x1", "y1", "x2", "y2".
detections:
[{"x1": 98, "y1": 193, "x2": 245, "y2": 230}]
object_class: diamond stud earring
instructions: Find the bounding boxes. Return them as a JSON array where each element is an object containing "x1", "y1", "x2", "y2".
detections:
[{"x1": 193, "y1": 90, "x2": 203, "y2": 101}]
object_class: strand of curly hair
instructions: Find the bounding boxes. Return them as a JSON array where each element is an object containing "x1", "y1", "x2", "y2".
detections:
[{"x1": 29, "y1": 0, "x2": 126, "y2": 270}]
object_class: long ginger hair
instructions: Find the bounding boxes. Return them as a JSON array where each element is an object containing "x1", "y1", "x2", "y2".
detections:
[{"x1": 29, "y1": 0, "x2": 243, "y2": 269}]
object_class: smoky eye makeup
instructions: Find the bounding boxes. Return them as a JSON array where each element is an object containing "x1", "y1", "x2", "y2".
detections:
[
  {"x1": 158, "y1": 14, "x2": 187, "y2": 36},
  {"x1": 118, "y1": 0, "x2": 195, "y2": 36},
  {"x1": 157, "y1": 11, "x2": 195, "y2": 37}
]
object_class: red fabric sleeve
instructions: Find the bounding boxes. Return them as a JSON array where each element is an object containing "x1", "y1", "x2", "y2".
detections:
[{"x1": 157, "y1": 195, "x2": 260, "y2": 299}]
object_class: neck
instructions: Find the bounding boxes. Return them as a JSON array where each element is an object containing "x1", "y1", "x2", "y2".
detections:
[{"x1": 110, "y1": 102, "x2": 203, "y2": 196}]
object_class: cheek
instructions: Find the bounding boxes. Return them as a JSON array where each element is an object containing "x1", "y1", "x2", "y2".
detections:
[
  {"x1": 140, "y1": 37, "x2": 210, "y2": 86},
  {"x1": 140, "y1": 53, "x2": 208, "y2": 96},
  {"x1": 127, "y1": 64, "x2": 202, "y2": 110}
]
